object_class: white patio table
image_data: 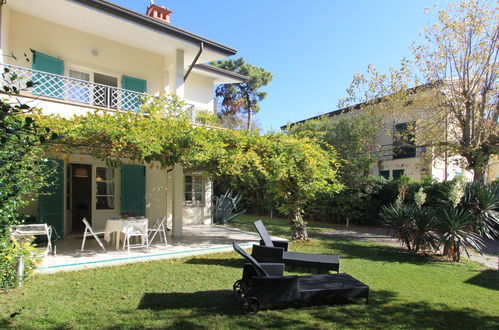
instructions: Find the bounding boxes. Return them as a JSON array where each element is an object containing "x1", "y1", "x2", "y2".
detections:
[{"x1": 104, "y1": 218, "x2": 148, "y2": 250}]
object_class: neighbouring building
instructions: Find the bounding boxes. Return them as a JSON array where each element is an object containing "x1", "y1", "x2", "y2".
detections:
[
  {"x1": 0, "y1": 0, "x2": 247, "y2": 237},
  {"x1": 286, "y1": 84, "x2": 499, "y2": 184}
]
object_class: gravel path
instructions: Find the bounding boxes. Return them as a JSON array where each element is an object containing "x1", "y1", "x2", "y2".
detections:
[{"x1": 319, "y1": 224, "x2": 498, "y2": 269}]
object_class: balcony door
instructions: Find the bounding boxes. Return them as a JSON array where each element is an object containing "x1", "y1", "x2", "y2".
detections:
[
  {"x1": 94, "y1": 73, "x2": 118, "y2": 109},
  {"x1": 68, "y1": 70, "x2": 91, "y2": 104}
]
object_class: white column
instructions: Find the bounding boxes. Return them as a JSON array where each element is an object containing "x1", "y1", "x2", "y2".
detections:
[
  {"x1": 175, "y1": 49, "x2": 184, "y2": 98},
  {"x1": 171, "y1": 163, "x2": 184, "y2": 238}
]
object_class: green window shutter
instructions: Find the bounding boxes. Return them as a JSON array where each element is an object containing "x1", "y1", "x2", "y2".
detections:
[
  {"x1": 39, "y1": 159, "x2": 65, "y2": 238},
  {"x1": 32, "y1": 51, "x2": 65, "y2": 99},
  {"x1": 120, "y1": 165, "x2": 146, "y2": 217},
  {"x1": 393, "y1": 169, "x2": 405, "y2": 180},
  {"x1": 121, "y1": 75, "x2": 147, "y2": 111},
  {"x1": 379, "y1": 170, "x2": 390, "y2": 179}
]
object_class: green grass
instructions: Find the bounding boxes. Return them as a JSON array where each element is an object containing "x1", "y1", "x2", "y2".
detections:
[{"x1": 1, "y1": 215, "x2": 498, "y2": 329}]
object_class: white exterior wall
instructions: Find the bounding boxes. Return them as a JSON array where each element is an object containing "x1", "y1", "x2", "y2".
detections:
[
  {"x1": 18, "y1": 154, "x2": 213, "y2": 234},
  {"x1": 183, "y1": 179, "x2": 212, "y2": 225},
  {"x1": 7, "y1": 11, "x2": 165, "y2": 94},
  {"x1": 7, "y1": 7, "x2": 222, "y2": 234},
  {"x1": 184, "y1": 73, "x2": 215, "y2": 112}
]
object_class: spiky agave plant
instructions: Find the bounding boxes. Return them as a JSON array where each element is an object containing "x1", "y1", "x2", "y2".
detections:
[
  {"x1": 212, "y1": 189, "x2": 246, "y2": 225},
  {"x1": 435, "y1": 207, "x2": 485, "y2": 262}
]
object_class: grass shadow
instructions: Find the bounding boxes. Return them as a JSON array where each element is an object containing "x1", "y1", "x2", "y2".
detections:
[
  {"x1": 324, "y1": 238, "x2": 440, "y2": 266},
  {"x1": 185, "y1": 257, "x2": 244, "y2": 269},
  {"x1": 138, "y1": 290, "x2": 239, "y2": 315},
  {"x1": 465, "y1": 269, "x2": 499, "y2": 290},
  {"x1": 307, "y1": 290, "x2": 499, "y2": 329}
]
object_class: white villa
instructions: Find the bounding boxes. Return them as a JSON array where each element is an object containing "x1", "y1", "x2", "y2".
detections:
[
  {"x1": 287, "y1": 84, "x2": 499, "y2": 184},
  {"x1": 1, "y1": 0, "x2": 247, "y2": 239}
]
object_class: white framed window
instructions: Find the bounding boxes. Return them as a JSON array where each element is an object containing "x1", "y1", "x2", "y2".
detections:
[
  {"x1": 96, "y1": 167, "x2": 115, "y2": 210},
  {"x1": 68, "y1": 69, "x2": 91, "y2": 104},
  {"x1": 185, "y1": 175, "x2": 204, "y2": 204}
]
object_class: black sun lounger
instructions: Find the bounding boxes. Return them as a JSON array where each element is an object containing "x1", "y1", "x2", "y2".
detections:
[
  {"x1": 252, "y1": 220, "x2": 340, "y2": 273},
  {"x1": 232, "y1": 242, "x2": 369, "y2": 314}
]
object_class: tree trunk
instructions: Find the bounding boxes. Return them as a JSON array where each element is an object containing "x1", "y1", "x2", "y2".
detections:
[
  {"x1": 247, "y1": 108, "x2": 252, "y2": 130},
  {"x1": 473, "y1": 169, "x2": 485, "y2": 184},
  {"x1": 290, "y1": 211, "x2": 308, "y2": 241}
]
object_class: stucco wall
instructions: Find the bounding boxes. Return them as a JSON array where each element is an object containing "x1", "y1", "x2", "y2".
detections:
[
  {"x1": 184, "y1": 72, "x2": 215, "y2": 112},
  {"x1": 4, "y1": 10, "x2": 216, "y2": 113}
]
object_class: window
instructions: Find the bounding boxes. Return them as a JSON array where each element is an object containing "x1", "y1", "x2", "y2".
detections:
[
  {"x1": 185, "y1": 175, "x2": 204, "y2": 204},
  {"x1": 68, "y1": 69, "x2": 91, "y2": 104},
  {"x1": 392, "y1": 169, "x2": 405, "y2": 179},
  {"x1": 379, "y1": 170, "x2": 390, "y2": 179},
  {"x1": 96, "y1": 167, "x2": 115, "y2": 209},
  {"x1": 393, "y1": 122, "x2": 416, "y2": 159}
]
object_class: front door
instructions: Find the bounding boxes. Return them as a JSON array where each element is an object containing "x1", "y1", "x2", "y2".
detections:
[{"x1": 70, "y1": 164, "x2": 92, "y2": 233}]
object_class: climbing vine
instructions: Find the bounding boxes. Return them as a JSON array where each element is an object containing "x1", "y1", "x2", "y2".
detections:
[{"x1": 36, "y1": 94, "x2": 342, "y2": 240}]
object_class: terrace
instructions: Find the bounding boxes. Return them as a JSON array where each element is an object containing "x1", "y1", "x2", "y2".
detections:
[
  {"x1": 35, "y1": 224, "x2": 259, "y2": 274},
  {"x1": 2, "y1": 63, "x2": 203, "y2": 122}
]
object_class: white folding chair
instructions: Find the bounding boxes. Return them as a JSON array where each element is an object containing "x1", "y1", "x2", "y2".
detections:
[
  {"x1": 148, "y1": 217, "x2": 167, "y2": 246},
  {"x1": 81, "y1": 218, "x2": 106, "y2": 252},
  {"x1": 122, "y1": 219, "x2": 149, "y2": 253}
]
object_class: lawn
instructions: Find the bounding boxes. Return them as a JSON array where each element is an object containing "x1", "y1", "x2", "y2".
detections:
[{"x1": 1, "y1": 215, "x2": 498, "y2": 329}]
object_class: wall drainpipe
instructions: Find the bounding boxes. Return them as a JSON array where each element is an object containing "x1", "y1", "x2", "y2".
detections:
[{"x1": 184, "y1": 42, "x2": 204, "y2": 81}]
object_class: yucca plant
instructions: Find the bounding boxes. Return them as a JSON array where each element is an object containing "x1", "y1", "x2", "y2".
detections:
[
  {"x1": 212, "y1": 189, "x2": 246, "y2": 225},
  {"x1": 410, "y1": 206, "x2": 438, "y2": 254},
  {"x1": 380, "y1": 203, "x2": 414, "y2": 251},
  {"x1": 435, "y1": 207, "x2": 485, "y2": 262},
  {"x1": 460, "y1": 182, "x2": 499, "y2": 239}
]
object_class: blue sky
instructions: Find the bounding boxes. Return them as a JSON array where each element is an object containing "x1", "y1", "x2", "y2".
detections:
[{"x1": 114, "y1": 0, "x2": 450, "y2": 131}]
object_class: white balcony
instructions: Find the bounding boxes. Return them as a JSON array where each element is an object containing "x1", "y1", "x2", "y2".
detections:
[{"x1": 1, "y1": 63, "x2": 202, "y2": 123}]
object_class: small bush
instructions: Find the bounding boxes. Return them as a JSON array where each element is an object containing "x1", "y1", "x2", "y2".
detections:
[{"x1": 0, "y1": 237, "x2": 37, "y2": 289}]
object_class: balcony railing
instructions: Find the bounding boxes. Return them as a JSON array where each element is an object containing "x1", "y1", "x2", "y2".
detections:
[
  {"x1": 1, "y1": 63, "x2": 203, "y2": 123},
  {"x1": 370, "y1": 144, "x2": 426, "y2": 161},
  {"x1": 2, "y1": 63, "x2": 147, "y2": 111}
]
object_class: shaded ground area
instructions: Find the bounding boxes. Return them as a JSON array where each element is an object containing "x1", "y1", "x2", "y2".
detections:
[{"x1": 320, "y1": 224, "x2": 498, "y2": 269}]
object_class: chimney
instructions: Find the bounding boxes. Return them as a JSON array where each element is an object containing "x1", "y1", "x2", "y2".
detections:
[{"x1": 146, "y1": 2, "x2": 172, "y2": 24}]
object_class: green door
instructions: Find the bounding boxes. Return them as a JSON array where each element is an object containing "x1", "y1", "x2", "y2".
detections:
[
  {"x1": 121, "y1": 75, "x2": 147, "y2": 111},
  {"x1": 121, "y1": 165, "x2": 146, "y2": 216},
  {"x1": 32, "y1": 51, "x2": 65, "y2": 99},
  {"x1": 39, "y1": 159, "x2": 65, "y2": 238}
]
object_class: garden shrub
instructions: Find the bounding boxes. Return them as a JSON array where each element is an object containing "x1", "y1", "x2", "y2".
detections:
[
  {"x1": 0, "y1": 67, "x2": 50, "y2": 288},
  {"x1": 0, "y1": 236, "x2": 37, "y2": 289},
  {"x1": 380, "y1": 176, "x2": 498, "y2": 261}
]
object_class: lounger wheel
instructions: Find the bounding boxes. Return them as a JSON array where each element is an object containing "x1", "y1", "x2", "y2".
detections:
[
  {"x1": 241, "y1": 297, "x2": 261, "y2": 315},
  {"x1": 233, "y1": 280, "x2": 245, "y2": 301}
]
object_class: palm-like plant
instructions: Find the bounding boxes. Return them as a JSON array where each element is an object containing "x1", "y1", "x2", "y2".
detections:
[
  {"x1": 380, "y1": 203, "x2": 414, "y2": 250},
  {"x1": 435, "y1": 207, "x2": 485, "y2": 262},
  {"x1": 410, "y1": 206, "x2": 438, "y2": 253},
  {"x1": 461, "y1": 183, "x2": 499, "y2": 239}
]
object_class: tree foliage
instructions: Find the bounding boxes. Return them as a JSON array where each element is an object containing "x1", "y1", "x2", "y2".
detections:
[
  {"x1": 0, "y1": 68, "x2": 51, "y2": 239},
  {"x1": 37, "y1": 96, "x2": 341, "y2": 240},
  {"x1": 0, "y1": 66, "x2": 52, "y2": 288},
  {"x1": 413, "y1": 0, "x2": 498, "y2": 183},
  {"x1": 210, "y1": 58, "x2": 272, "y2": 130},
  {"x1": 340, "y1": 0, "x2": 498, "y2": 183},
  {"x1": 286, "y1": 113, "x2": 380, "y2": 185}
]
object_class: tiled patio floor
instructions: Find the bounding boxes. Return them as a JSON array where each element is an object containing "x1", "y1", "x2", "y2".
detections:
[{"x1": 36, "y1": 225, "x2": 260, "y2": 274}]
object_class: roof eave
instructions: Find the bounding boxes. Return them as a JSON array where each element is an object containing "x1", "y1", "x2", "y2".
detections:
[
  {"x1": 194, "y1": 64, "x2": 248, "y2": 83},
  {"x1": 71, "y1": 0, "x2": 237, "y2": 56}
]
